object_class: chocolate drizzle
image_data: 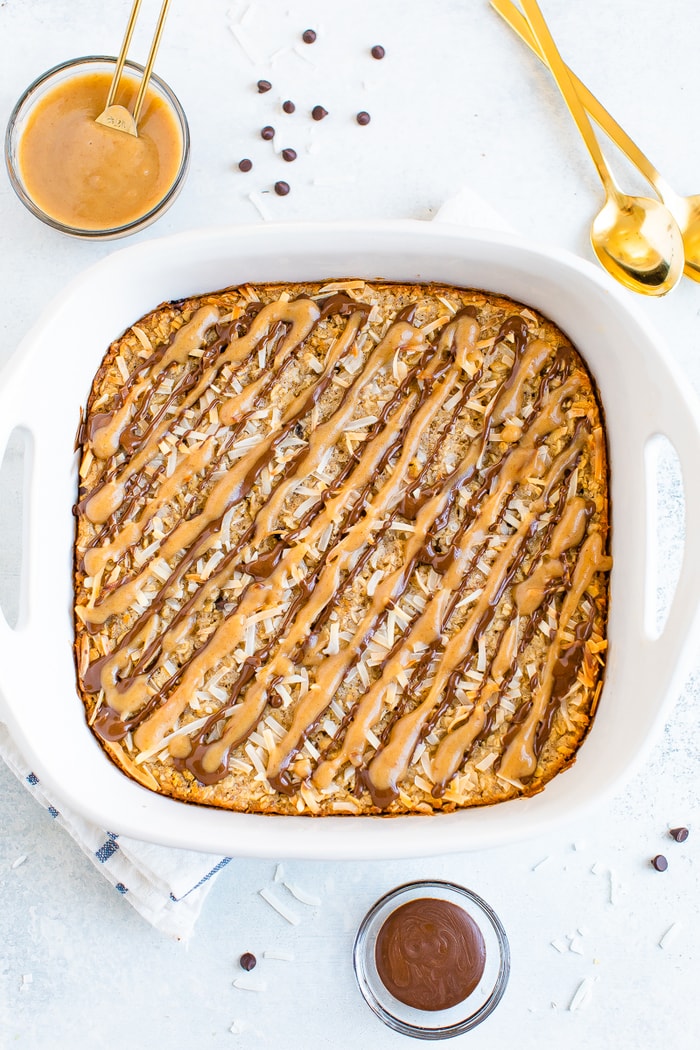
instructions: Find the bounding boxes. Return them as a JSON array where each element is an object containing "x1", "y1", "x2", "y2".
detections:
[{"x1": 74, "y1": 284, "x2": 610, "y2": 813}]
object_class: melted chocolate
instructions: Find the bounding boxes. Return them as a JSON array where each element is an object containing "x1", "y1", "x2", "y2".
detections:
[{"x1": 375, "y1": 898, "x2": 486, "y2": 1011}]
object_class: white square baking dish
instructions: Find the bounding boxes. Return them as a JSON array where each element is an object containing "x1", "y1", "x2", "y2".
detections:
[{"x1": 1, "y1": 220, "x2": 699, "y2": 858}]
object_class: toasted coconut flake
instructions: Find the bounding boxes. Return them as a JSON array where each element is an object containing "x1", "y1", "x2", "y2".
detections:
[
  {"x1": 115, "y1": 355, "x2": 130, "y2": 383},
  {"x1": 474, "y1": 752, "x2": 497, "y2": 772},
  {"x1": 569, "y1": 977, "x2": 597, "y2": 1013},
  {"x1": 332, "y1": 799, "x2": 360, "y2": 814},
  {"x1": 134, "y1": 716, "x2": 210, "y2": 765},
  {"x1": 496, "y1": 772, "x2": 524, "y2": 790},
  {"x1": 302, "y1": 738, "x2": 320, "y2": 760},
  {"x1": 659, "y1": 923, "x2": 681, "y2": 949},
  {"x1": 229, "y1": 757, "x2": 254, "y2": 773},
  {"x1": 420, "y1": 315, "x2": 451, "y2": 337},
  {"x1": 365, "y1": 727, "x2": 381, "y2": 749},
  {"x1": 323, "y1": 620, "x2": 340, "y2": 656},
  {"x1": 366, "y1": 569, "x2": 384, "y2": 597},
  {"x1": 245, "y1": 742, "x2": 267, "y2": 778},
  {"x1": 131, "y1": 324, "x2": 153, "y2": 350}
]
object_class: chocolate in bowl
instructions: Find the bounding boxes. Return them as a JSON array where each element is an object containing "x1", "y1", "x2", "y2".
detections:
[
  {"x1": 353, "y1": 879, "x2": 509, "y2": 1038},
  {"x1": 375, "y1": 897, "x2": 487, "y2": 1011}
]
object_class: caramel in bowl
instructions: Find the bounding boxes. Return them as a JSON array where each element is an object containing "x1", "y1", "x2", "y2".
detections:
[{"x1": 5, "y1": 56, "x2": 190, "y2": 239}]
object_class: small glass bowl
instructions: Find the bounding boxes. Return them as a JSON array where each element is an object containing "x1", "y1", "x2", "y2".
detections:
[
  {"x1": 5, "y1": 55, "x2": 190, "y2": 239},
  {"x1": 353, "y1": 879, "x2": 510, "y2": 1040}
]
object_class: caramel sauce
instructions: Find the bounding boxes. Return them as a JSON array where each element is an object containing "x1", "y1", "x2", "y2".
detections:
[{"x1": 18, "y1": 70, "x2": 182, "y2": 230}]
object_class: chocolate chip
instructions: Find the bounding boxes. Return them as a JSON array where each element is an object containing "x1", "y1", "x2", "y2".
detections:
[
  {"x1": 261, "y1": 125, "x2": 275, "y2": 140},
  {"x1": 238, "y1": 158, "x2": 253, "y2": 172},
  {"x1": 281, "y1": 148, "x2": 297, "y2": 162},
  {"x1": 670, "y1": 827, "x2": 689, "y2": 842},
  {"x1": 371, "y1": 45, "x2": 385, "y2": 59},
  {"x1": 302, "y1": 29, "x2": 317, "y2": 43},
  {"x1": 282, "y1": 100, "x2": 296, "y2": 114},
  {"x1": 356, "y1": 111, "x2": 371, "y2": 126},
  {"x1": 651, "y1": 854, "x2": 668, "y2": 871},
  {"x1": 274, "y1": 181, "x2": 290, "y2": 196},
  {"x1": 312, "y1": 105, "x2": 328, "y2": 121},
  {"x1": 239, "y1": 952, "x2": 257, "y2": 971},
  {"x1": 257, "y1": 79, "x2": 272, "y2": 93}
]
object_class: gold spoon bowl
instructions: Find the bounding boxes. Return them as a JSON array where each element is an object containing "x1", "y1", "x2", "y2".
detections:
[
  {"x1": 593, "y1": 193, "x2": 685, "y2": 292},
  {"x1": 510, "y1": 0, "x2": 684, "y2": 296},
  {"x1": 95, "y1": 0, "x2": 172, "y2": 137},
  {"x1": 491, "y1": 0, "x2": 700, "y2": 284}
]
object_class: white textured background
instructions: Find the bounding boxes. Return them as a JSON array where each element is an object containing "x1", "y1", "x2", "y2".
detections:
[{"x1": 1, "y1": 1, "x2": 699, "y2": 1047}]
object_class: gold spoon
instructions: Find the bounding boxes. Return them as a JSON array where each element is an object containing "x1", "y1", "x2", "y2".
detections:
[
  {"x1": 509, "y1": 0, "x2": 684, "y2": 296},
  {"x1": 491, "y1": 0, "x2": 700, "y2": 282},
  {"x1": 95, "y1": 0, "x2": 172, "y2": 136}
]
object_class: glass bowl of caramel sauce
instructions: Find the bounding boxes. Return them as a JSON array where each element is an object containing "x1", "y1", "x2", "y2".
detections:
[
  {"x1": 5, "y1": 56, "x2": 190, "y2": 239},
  {"x1": 353, "y1": 880, "x2": 510, "y2": 1039}
]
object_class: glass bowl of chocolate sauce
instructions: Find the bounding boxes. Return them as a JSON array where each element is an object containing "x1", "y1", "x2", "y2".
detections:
[{"x1": 353, "y1": 880, "x2": 509, "y2": 1039}]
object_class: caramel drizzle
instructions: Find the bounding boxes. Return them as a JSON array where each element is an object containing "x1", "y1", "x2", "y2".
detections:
[
  {"x1": 76, "y1": 291, "x2": 610, "y2": 808},
  {"x1": 191, "y1": 316, "x2": 482, "y2": 785},
  {"x1": 429, "y1": 493, "x2": 594, "y2": 797},
  {"x1": 81, "y1": 300, "x2": 430, "y2": 737},
  {"x1": 333, "y1": 416, "x2": 589, "y2": 808},
  {"x1": 133, "y1": 322, "x2": 440, "y2": 758}
]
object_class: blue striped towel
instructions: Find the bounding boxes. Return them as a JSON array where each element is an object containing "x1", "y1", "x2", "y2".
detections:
[{"x1": 0, "y1": 724, "x2": 231, "y2": 940}]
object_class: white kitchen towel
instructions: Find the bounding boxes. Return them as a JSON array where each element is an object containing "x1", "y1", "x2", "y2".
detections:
[
  {"x1": 0, "y1": 724, "x2": 231, "y2": 941},
  {"x1": 0, "y1": 185, "x2": 502, "y2": 942}
]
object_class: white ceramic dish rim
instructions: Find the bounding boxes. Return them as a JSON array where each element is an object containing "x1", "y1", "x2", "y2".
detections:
[{"x1": 1, "y1": 220, "x2": 699, "y2": 859}]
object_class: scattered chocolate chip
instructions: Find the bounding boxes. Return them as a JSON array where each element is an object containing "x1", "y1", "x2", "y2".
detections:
[
  {"x1": 238, "y1": 158, "x2": 253, "y2": 172},
  {"x1": 257, "y1": 79, "x2": 272, "y2": 93},
  {"x1": 261, "y1": 125, "x2": 275, "y2": 140},
  {"x1": 281, "y1": 148, "x2": 297, "y2": 162},
  {"x1": 312, "y1": 105, "x2": 328, "y2": 121},
  {"x1": 670, "y1": 827, "x2": 689, "y2": 842},
  {"x1": 371, "y1": 45, "x2": 385, "y2": 60},
  {"x1": 651, "y1": 854, "x2": 668, "y2": 872},
  {"x1": 282, "y1": 100, "x2": 296, "y2": 114},
  {"x1": 302, "y1": 29, "x2": 317, "y2": 44},
  {"x1": 274, "y1": 181, "x2": 290, "y2": 196},
  {"x1": 239, "y1": 952, "x2": 257, "y2": 971},
  {"x1": 356, "y1": 111, "x2": 371, "y2": 126}
]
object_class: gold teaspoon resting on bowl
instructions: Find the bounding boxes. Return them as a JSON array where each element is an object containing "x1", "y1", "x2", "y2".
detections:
[
  {"x1": 491, "y1": 0, "x2": 700, "y2": 282},
  {"x1": 514, "y1": 0, "x2": 684, "y2": 296},
  {"x1": 95, "y1": 0, "x2": 172, "y2": 136}
]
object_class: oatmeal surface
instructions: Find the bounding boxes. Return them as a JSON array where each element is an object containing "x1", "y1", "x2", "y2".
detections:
[{"x1": 74, "y1": 280, "x2": 611, "y2": 815}]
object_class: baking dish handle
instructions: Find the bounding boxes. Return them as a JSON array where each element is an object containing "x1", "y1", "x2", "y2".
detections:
[
  {"x1": 0, "y1": 363, "x2": 33, "y2": 717},
  {"x1": 640, "y1": 369, "x2": 700, "y2": 685}
]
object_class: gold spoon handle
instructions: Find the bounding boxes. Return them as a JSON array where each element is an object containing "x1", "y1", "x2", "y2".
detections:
[
  {"x1": 490, "y1": 0, "x2": 672, "y2": 200},
  {"x1": 104, "y1": 0, "x2": 144, "y2": 110},
  {"x1": 132, "y1": 0, "x2": 173, "y2": 125},
  {"x1": 518, "y1": 0, "x2": 620, "y2": 201}
]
